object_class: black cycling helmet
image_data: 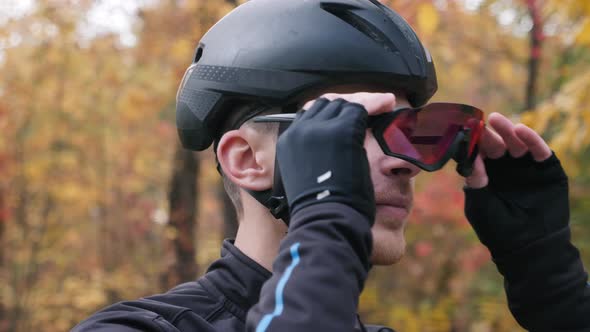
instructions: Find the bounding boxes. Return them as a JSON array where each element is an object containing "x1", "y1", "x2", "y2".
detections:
[{"x1": 176, "y1": 0, "x2": 437, "y2": 151}]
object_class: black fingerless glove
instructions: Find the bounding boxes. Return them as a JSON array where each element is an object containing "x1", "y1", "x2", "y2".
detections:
[
  {"x1": 276, "y1": 98, "x2": 376, "y2": 222},
  {"x1": 464, "y1": 152, "x2": 569, "y2": 257}
]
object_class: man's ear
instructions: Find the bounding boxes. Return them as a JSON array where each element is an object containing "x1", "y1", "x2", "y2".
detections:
[{"x1": 216, "y1": 129, "x2": 274, "y2": 192}]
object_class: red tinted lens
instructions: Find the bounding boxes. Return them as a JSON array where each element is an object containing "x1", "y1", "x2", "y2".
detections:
[{"x1": 381, "y1": 103, "x2": 484, "y2": 166}]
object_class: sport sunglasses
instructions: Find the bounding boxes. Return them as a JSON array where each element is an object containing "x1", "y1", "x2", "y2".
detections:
[{"x1": 253, "y1": 102, "x2": 485, "y2": 176}]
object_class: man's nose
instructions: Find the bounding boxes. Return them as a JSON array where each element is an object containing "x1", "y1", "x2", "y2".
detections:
[{"x1": 379, "y1": 154, "x2": 421, "y2": 179}]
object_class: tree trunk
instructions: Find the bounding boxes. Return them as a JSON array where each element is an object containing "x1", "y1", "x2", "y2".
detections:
[
  {"x1": 0, "y1": 187, "x2": 6, "y2": 332},
  {"x1": 525, "y1": 0, "x2": 543, "y2": 110},
  {"x1": 161, "y1": 145, "x2": 199, "y2": 289}
]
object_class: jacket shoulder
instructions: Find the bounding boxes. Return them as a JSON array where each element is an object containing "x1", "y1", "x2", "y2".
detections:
[{"x1": 72, "y1": 281, "x2": 221, "y2": 332}]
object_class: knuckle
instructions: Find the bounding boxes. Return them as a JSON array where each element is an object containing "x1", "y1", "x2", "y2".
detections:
[{"x1": 321, "y1": 93, "x2": 338, "y2": 100}]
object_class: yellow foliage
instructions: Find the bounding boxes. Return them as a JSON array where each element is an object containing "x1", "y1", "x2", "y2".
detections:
[
  {"x1": 359, "y1": 282, "x2": 380, "y2": 310},
  {"x1": 54, "y1": 182, "x2": 84, "y2": 203},
  {"x1": 58, "y1": 151, "x2": 79, "y2": 170},
  {"x1": 521, "y1": 106, "x2": 557, "y2": 134},
  {"x1": 23, "y1": 156, "x2": 51, "y2": 183},
  {"x1": 476, "y1": 297, "x2": 523, "y2": 331},
  {"x1": 417, "y1": 3, "x2": 440, "y2": 37},
  {"x1": 548, "y1": 0, "x2": 590, "y2": 46},
  {"x1": 389, "y1": 307, "x2": 421, "y2": 332},
  {"x1": 384, "y1": 297, "x2": 456, "y2": 332},
  {"x1": 170, "y1": 38, "x2": 194, "y2": 63},
  {"x1": 576, "y1": 18, "x2": 590, "y2": 46},
  {"x1": 118, "y1": 87, "x2": 153, "y2": 123},
  {"x1": 523, "y1": 69, "x2": 590, "y2": 175},
  {"x1": 64, "y1": 277, "x2": 108, "y2": 310},
  {"x1": 497, "y1": 61, "x2": 514, "y2": 84}
]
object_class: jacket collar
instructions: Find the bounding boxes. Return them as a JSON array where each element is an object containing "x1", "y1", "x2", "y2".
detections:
[{"x1": 204, "y1": 240, "x2": 272, "y2": 312}]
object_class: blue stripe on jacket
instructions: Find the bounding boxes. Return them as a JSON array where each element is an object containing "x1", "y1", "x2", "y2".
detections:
[{"x1": 256, "y1": 242, "x2": 302, "y2": 332}]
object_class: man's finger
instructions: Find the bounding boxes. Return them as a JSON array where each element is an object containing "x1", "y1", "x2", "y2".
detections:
[
  {"x1": 478, "y1": 127, "x2": 506, "y2": 159},
  {"x1": 488, "y1": 113, "x2": 528, "y2": 158},
  {"x1": 514, "y1": 124, "x2": 552, "y2": 162},
  {"x1": 464, "y1": 155, "x2": 488, "y2": 188},
  {"x1": 336, "y1": 93, "x2": 396, "y2": 116},
  {"x1": 305, "y1": 92, "x2": 396, "y2": 116},
  {"x1": 303, "y1": 99, "x2": 318, "y2": 110}
]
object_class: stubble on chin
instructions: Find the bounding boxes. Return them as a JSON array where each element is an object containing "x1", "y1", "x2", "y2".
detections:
[
  {"x1": 370, "y1": 178, "x2": 414, "y2": 266},
  {"x1": 369, "y1": 219, "x2": 407, "y2": 266}
]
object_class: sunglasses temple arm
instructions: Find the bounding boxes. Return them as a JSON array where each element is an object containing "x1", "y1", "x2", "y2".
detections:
[
  {"x1": 253, "y1": 118, "x2": 294, "y2": 124},
  {"x1": 252, "y1": 114, "x2": 298, "y2": 124},
  {"x1": 456, "y1": 146, "x2": 477, "y2": 176}
]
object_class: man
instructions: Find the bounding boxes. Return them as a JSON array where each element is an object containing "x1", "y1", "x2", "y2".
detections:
[{"x1": 73, "y1": 0, "x2": 590, "y2": 331}]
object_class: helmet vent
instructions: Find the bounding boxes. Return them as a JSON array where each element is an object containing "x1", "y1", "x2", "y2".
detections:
[
  {"x1": 368, "y1": 3, "x2": 423, "y2": 65},
  {"x1": 321, "y1": 3, "x2": 398, "y2": 53},
  {"x1": 194, "y1": 46, "x2": 204, "y2": 63}
]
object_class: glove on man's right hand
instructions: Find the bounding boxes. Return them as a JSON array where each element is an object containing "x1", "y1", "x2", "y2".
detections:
[
  {"x1": 464, "y1": 152, "x2": 569, "y2": 257},
  {"x1": 276, "y1": 98, "x2": 375, "y2": 222}
]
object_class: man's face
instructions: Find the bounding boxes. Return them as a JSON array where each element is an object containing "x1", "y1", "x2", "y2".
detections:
[
  {"x1": 363, "y1": 95, "x2": 421, "y2": 265},
  {"x1": 246, "y1": 91, "x2": 421, "y2": 265}
]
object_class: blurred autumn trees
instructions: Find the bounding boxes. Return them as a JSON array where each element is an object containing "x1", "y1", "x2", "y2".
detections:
[
  {"x1": 0, "y1": 0, "x2": 588, "y2": 331},
  {"x1": 0, "y1": 1, "x2": 234, "y2": 330}
]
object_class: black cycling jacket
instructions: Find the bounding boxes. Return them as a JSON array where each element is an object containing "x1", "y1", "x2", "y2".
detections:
[
  {"x1": 74, "y1": 198, "x2": 589, "y2": 331},
  {"x1": 72, "y1": 203, "x2": 392, "y2": 332}
]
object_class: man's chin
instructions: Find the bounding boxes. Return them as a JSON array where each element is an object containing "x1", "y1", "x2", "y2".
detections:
[{"x1": 370, "y1": 220, "x2": 407, "y2": 265}]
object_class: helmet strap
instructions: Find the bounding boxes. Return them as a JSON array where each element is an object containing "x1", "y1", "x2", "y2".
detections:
[
  {"x1": 243, "y1": 156, "x2": 290, "y2": 224},
  {"x1": 244, "y1": 121, "x2": 290, "y2": 225}
]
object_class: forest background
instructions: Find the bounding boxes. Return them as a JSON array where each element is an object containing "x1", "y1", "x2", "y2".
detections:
[{"x1": 0, "y1": 0, "x2": 589, "y2": 331}]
